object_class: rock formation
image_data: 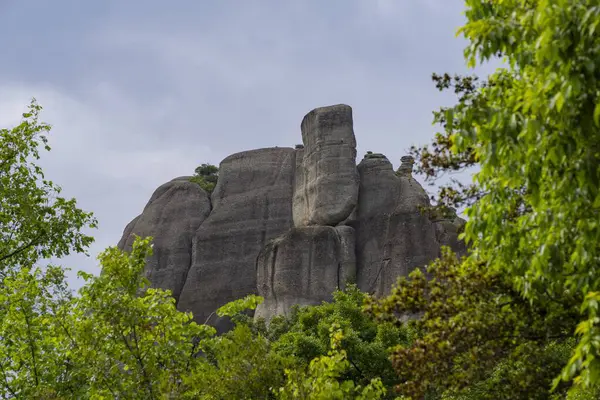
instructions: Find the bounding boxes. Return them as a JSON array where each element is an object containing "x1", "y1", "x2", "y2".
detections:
[
  {"x1": 353, "y1": 153, "x2": 445, "y2": 296},
  {"x1": 254, "y1": 225, "x2": 356, "y2": 321},
  {"x1": 118, "y1": 104, "x2": 466, "y2": 329},
  {"x1": 292, "y1": 104, "x2": 359, "y2": 227},
  {"x1": 117, "y1": 176, "x2": 211, "y2": 303},
  {"x1": 178, "y1": 148, "x2": 295, "y2": 332}
]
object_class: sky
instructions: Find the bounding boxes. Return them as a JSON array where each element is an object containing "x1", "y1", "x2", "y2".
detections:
[{"x1": 0, "y1": 0, "x2": 497, "y2": 289}]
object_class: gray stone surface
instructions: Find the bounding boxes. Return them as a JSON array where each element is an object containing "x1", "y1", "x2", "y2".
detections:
[
  {"x1": 355, "y1": 154, "x2": 440, "y2": 296},
  {"x1": 292, "y1": 146, "x2": 306, "y2": 225},
  {"x1": 117, "y1": 178, "x2": 212, "y2": 303},
  {"x1": 335, "y1": 225, "x2": 357, "y2": 287},
  {"x1": 255, "y1": 225, "x2": 356, "y2": 322},
  {"x1": 293, "y1": 104, "x2": 359, "y2": 227},
  {"x1": 177, "y1": 147, "x2": 296, "y2": 331},
  {"x1": 117, "y1": 104, "x2": 468, "y2": 328},
  {"x1": 434, "y1": 216, "x2": 468, "y2": 258}
]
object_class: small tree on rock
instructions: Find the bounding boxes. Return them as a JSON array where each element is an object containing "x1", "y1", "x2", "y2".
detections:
[{"x1": 190, "y1": 163, "x2": 219, "y2": 194}]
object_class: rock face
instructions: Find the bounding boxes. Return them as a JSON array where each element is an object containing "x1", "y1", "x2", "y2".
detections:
[
  {"x1": 354, "y1": 155, "x2": 402, "y2": 295},
  {"x1": 117, "y1": 177, "x2": 211, "y2": 303},
  {"x1": 293, "y1": 105, "x2": 359, "y2": 227},
  {"x1": 255, "y1": 225, "x2": 356, "y2": 321},
  {"x1": 354, "y1": 154, "x2": 465, "y2": 296},
  {"x1": 117, "y1": 104, "x2": 467, "y2": 328},
  {"x1": 177, "y1": 148, "x2": 296, "y2": 332},
  {"x1": 433, "y1": 214, "x2": 468, "y2": 257}
]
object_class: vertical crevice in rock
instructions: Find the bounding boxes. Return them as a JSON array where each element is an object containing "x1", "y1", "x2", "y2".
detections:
[
  {"x1": 116, "y1": 178, "x2": 211, "y2": 303},
  {"x1": 370, "y1": 215, "x2": 393, "y2": 294},
  {"x1": 178, "y1": 191, "x2": 214, "y2": 308},
  {"x1": 177, "y1": 238, "x2": 194, "y2": 308},
  {"x1": 269, "y1": 241, "x2": 279, "y2": 311},
  {"x1": 337, "y1": 262, "x2": 343, "y2": 290},
  {"x1": 261, "y1": 195, "x2": 271, "y2": 246},
  {"x1": 334, "y1": 229, "x2": 342, "y2": 290},
  {"x1": 334, "y1": 225, "x2": 356, "y2": 291},
  {"x1": 305, "y1": 234, "x2": 313, "y2": 297}
]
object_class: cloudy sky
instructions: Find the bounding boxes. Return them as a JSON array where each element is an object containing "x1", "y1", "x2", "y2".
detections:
[{"x1": 0, "y1": 0, "x2": 496, "y2": 288}]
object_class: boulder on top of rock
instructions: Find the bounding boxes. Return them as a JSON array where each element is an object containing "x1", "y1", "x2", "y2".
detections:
[
  {"x1": 293, "y1": 104, "x2": 359, "y2": 227},
  {"x1": 117, "y1": 177, "x2": 212, "y2": 303},
  {"x1": 177, "y1": 147, "x2": 296, "y2": 332},
  {"x1": 255, "y1": 225, "x2": 356, "y2": 323}
]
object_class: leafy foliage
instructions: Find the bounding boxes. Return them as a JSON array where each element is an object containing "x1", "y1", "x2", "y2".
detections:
[
  {"x1": 455, "y1": 0, "x2": 600, "y2": 390},
  {"x1": 189, "y1": 285, "x2": 409, "y2": 399},
  {"x1": 263, "y1": 286, "x2": 410, "y2": 395},
  {"x1": 401, "y1": 0, "x2": 600, "y2": 395},
  {"x1": 366, "y1": 248, "x2": 581, "y2": 399},
  {"x1": 0, "y1": 99, "x2": 97, "y2": 273},
  {"x1": 190, "y1": 163, "x2": 219, "y2": 194},
  {"x1": 70, "y1": 236, "x2": 216, "y2": 398},
  {"x1": 185, "y1": 323, "x2": 292, "y2": 399},
  {"x1": 0, "y1": 235, "x2": 217, "y2": 399},
  {"x1": 0, "y1": 99, "x2": 98, "y2": 398},
  {"x1": 0, "y1": 265, "x2": 74, "y2": 398},
  {"x1": 277, "y1": 323, "x2": 387, "y2": 400}
]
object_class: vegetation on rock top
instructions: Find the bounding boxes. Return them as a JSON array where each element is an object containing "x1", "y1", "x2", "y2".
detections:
[{"x1": 189, "y1": 163, "x2": 219, "y2": 194}]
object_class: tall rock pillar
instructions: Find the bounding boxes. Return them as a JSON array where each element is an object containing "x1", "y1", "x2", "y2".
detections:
[
  {"x1": 256, "y1": 104, "x2": 359, "y2": 322},
  {"x1": 293, "y1": 104, "x2": 359, "y2": 227}
]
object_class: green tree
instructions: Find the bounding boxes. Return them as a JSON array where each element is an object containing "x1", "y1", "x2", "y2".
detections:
[
  {"x1": 182, "y1": 294, "x2": 292, "y2": 399},
  {"x1": 263, "y1": 286, "x2": 409, "y2": 395},
  {"x1": 276, "y1": 323, "x2": 387, "y2": 400},
  {"x1": 185, "y1": 323, "x2": 291, "y2": 399},
  {"x1": 0, "y1": 99, "x2": 97, "y2": 273},
  {"x1": 393, "y1": 0, "x2": 600, "y2": 396},
  {"x1": 69, "y1": 236, "x2": 217, "y2": 399},
  {"x1": 365, "y1": 248, "x2": 582, "y2": 399},
  {"x1": 453, "y1": 0, "x2": 600, "y2": 390},
  {"x1": 0, "y1": 264, "x2": 76, "y2": 398},
  {"x1": 186, "y1": 286, "x2": 406, "y2": 399},
  {"x1": 0, "y1": 236, "x2": 218, "y2": 399},
  {"x1": 190, "y1": 163, "x2": 219, "y2": 194},
  {"x1": 0, "y1": 99, "x2": 97, "y2": 398}
]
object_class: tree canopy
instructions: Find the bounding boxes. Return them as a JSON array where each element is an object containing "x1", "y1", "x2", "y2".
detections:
[{"x1": 0, "y1": 99, "x2": 97, "y2": 274}]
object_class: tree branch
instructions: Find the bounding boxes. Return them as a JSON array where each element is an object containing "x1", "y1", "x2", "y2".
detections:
[{"x1": 0, "y1": 233, "x2": 45, "y2": 264}]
